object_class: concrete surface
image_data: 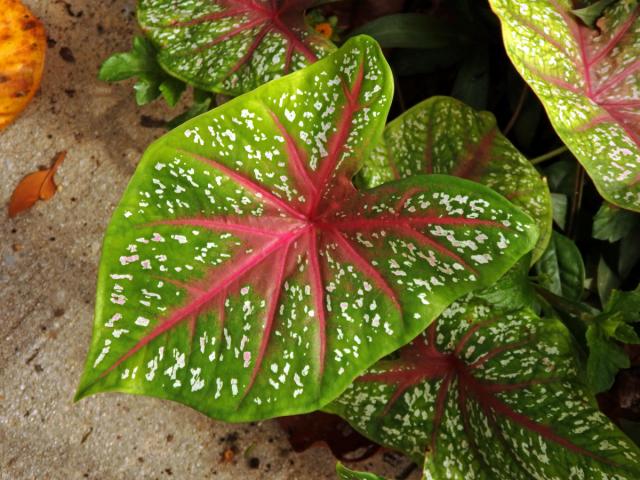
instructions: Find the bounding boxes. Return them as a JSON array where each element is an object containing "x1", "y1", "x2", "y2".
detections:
[{"x1": 0, "y1": 1, "x2": 418, "y2": 479}]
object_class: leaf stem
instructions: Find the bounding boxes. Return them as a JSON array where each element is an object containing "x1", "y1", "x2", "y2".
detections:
[
  {"x1": 504, "y1": 85, "x2": 527, "y2": 135},
  {"x1": 530, "y1": 145, "x2": 569, "y2": 165},
  {"x1": 567, "y1": 164, "x2": 585, "y2": 238}
]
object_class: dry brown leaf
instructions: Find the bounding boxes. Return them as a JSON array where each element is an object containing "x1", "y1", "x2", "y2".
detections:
[
  {"x1": 0, "y1": 0, "x2": 46, "y2": 130},
  {"x1": 8, "y1": 151, "x2": 66, "y2": 217}
]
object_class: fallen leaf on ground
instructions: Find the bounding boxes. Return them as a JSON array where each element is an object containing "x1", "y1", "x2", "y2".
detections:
[
  {"x1": 8, "y1": 151, "x2": 66, "y2": 218},
  {"x1": 0, "y1": 0, "x2": 46, "y2": 130}
]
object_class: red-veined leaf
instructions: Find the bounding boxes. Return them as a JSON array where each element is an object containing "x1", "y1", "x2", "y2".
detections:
[
  {"x1": 75, "y1": 36, "x2": 537, "y2": 421},
  {"x1": 138, "y1": 0, "x2": 336, "y2": 96},
  {"x1": 358, "y1": 96, "x2": 553, "y2": 263},
  {"x1": 489, "y1": 0, "x2": 640, "y2": 211},
  {"x1": 327, "y1": 296, "x2": 640, "y2": 479}
]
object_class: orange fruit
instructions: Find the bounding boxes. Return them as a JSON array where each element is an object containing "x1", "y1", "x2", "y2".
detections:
[{"x1": 0, "y1": 0, "x2": 46, "y2": 130}]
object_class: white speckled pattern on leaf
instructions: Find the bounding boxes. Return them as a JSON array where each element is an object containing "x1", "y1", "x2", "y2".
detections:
[
  {"x1": 138, "y1": 0, "x2": 335, "y2": 96},
  {"x1": 327, "y1": 296, "x2": 640, "y2": 479},
  {"x1": 75, "y1": 37, "x2": 537, "y2": 422},
  {"x1": 490, "y1": 0, "x2": 640, "y2": 211},
  {"x1": 358, "y1": 96, "x2": 553, "y2": 263}
]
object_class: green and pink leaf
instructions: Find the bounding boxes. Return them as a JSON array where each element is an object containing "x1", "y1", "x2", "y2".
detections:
[
  {"x1": 359, "y1": 96, "x2": 552, "y2": 263},
  {"x1": 489, "y1": 0, "x2": 640, "y2": 211},
  {"x1": 76, "y1": 37, "x2": 537, "y2": 421},
  {"x1": 327, "y1": 296, "x2": 640, "y2": 478},
  {"x1": 138, "y1": 0, "x2": 336, "y2": 96}
]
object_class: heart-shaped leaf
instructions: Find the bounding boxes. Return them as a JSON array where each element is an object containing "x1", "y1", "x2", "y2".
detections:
[
  {"x1": 138, "y1": 0, "x2": 336, "y2": 96},
  {"x1": 358, "y1": 96, "x2": 552, "y2": 263},
  {"x1": 327, "y1": 296, "x2": 640, "y2": 478},
  {"x1": 489, "y1": 0, "x2": 640, "y2": 211},
  {"x1": 76, "y1": 36, "x2": 537, "y2": 421}
]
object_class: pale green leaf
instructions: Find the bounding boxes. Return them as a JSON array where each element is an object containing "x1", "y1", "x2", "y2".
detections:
[
  {"x1": 489, "y1": 0, "x2": 640, "y2": 211},
  {"x1": 76, "y1": 37, "x2": 537, "y2": 421}
]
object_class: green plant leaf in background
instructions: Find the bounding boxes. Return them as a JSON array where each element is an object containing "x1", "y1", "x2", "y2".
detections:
[
  {"x1": 535, "y1": 231, "x2": 585, "y2": 301},
  {"x1": 587, "y1": 287, "x2": 640, "y2": 393},
  {"x1": 598, "y1": 256, "x2": 620, "y2": 305},
  {"x1": 166, "y1": 89, "x2": 214, "y2": 130},
  {"x1": 572, "y1": 0, "x2": 618, "y2": 27},
  {"x1": 451, "y1": 45, "x2": 490, "y2": 111},
  {"x1": 357, "y1": 96, "x2": 552, "y2": 263},
  {"x1": 75, "y1": 37, "x2": 537, "y2": 421},
  {"x1": 593, "y1": 201, "x2": 640, "y2": 242},
  {"x1": 336, "y1": 463, "x2": 386, "y2": 480},
  {"x1": 99, "y1": 36, "x2": 187, "y2": 106},
  {"x1": 327, "y1": 296, "x2": 640, "y2": 479},
  {"x1": 347, "y1": 13, "x2": 470, "y2": 50},
  {"x1": 489, "y1": 0, "x2": 640, "y2": 211},
  {"x1": 137, "y1": 0, "x2": 335, "y2": 96},
  {"x1": 475, "y1": 255, "x2": 537, "y2": 311}
]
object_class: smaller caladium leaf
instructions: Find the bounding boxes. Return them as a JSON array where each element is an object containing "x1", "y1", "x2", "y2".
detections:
[
  {"x1": 489, "y1": 0, "x2": 640, "y2": 211},
  {"x1": 326, "y1": 296, "x2": 640, "y2": 479},
  {"x1": 76, "y1": 36, "x2": 538, "y2": 422},
  {"x1": 138, "y1": 0, "x2": 336, "y2": 96},
  {"x1": 358, "y1": 96, "x2": 552, "y2": 263}
]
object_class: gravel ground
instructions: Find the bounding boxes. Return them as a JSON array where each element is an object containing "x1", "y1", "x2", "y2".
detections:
[{"x1": 0, "y1": 1, "x2": 418, "y2": 479}]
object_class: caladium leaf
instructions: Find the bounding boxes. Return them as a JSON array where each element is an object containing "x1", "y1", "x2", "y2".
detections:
[
  {"x1": 76, "y1": 36, "x2": 538, "y2": 421},
  {"x1": 327, "y1": 296, "x2": 640, "y2": 479},
  {"x1": 489, "y1": 0, "x2": 640, "y2": 211},
  {"x1": 358, "y1": 96, "x2": 552, "y2": 263},
  {"x1": 138, "y1": 0, "x2": 336, "y2": 96}
]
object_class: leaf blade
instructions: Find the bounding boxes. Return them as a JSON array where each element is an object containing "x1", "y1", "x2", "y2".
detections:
[
  {"x1": 138, "y1": 0, "x2": 336, "y2": 96},
  {"x1": 77, "y1": 37, "x2": 537, "y2": 422},
  {"x1": 328, "y1": 297, "x2": 640, "y2": 478},
  {"x1": 489, "y1": 0, "x2": 640, "y2": 211},
  {"x1": 358, "y1": 96, "x2": 552, "y2": 263}
]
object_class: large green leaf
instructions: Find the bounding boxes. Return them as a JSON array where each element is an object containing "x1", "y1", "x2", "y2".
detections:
[
  {"x1": 489, "y1": 0, "x2": 640, "y2": 211},
  {"x1": 138, "y1": 0, "x2": 335, "y2": 96},
  {"x1": 358, "y1": 96, "x2": 552, "y2": 263},
  {"x1": 327, "y1": 296, "x2": 640, "y2": 479},
  {"x1": 75, "y1": 37, "x2": 537, "y2": 421}
]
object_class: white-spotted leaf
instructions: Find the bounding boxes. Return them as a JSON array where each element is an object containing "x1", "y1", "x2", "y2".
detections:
[
  {"x1": 327, "y1": 296, "x2": 640, "y2": 478},
  {"x1": 76, "y1": 37, "x2": 537, "y2": 421},
  {"x1": 359, "y1": 96, "x2": 552, "y2": 263},
  {"x1": 138, "y1": 0, "x2": 335, "y2": 96},
  {"x1": 489, "y1": 0, "x2": 640, "y2": 211}
]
